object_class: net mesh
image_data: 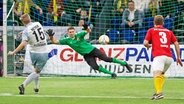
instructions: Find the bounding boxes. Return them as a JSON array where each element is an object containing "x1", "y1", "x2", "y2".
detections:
[
  {"x1": 6, "y1": 0, "x2": 184, "y2": 43},
  {"x1": 6, "y1": 0, "x2": 184, "y2": 75}
]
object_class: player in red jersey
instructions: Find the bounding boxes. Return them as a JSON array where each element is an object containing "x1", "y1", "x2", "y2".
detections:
[{"x1": 144, "y1": 15, "x2": 183, "y2": 100}]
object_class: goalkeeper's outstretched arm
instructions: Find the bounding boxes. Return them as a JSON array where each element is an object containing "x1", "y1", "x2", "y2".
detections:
[
  {"x1": 82, "y1": 24, "x2": 91, "y2": 33},
  {"x1": 46, "y1": 29, "x2": 59, "y2": 44},
  {"x1": 50, "y1": 37, "x2": 59, "y2": 44}
]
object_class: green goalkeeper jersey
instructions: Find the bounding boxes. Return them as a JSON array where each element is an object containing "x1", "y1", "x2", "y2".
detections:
[{"x1": 59, "y1": 31, "x2": 95, "y2": 56}]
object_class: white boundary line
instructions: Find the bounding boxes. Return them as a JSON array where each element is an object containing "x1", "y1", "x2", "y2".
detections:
[
  {"x1": 0, "y1": 93, "x2": 184, "y2": 100},
  {"x1": 4, "y1": 77, "x2": 184, "y2": 81}
]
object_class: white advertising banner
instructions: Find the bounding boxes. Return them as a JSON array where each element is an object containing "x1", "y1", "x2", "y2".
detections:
[{"x1": 23, "y1": 44, "x2": 184, "y2": 77}]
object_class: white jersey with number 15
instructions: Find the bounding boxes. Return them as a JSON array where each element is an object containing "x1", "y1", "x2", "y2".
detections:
[{"x1": 22, "y1": 22, "x2": 48, "y2": 52}]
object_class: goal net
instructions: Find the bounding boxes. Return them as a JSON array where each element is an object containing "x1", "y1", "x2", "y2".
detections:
[{"x1": 4, "y1": 0, "x2": 184, "y2": 76}]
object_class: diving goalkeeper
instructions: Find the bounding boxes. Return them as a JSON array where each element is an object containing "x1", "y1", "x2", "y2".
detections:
[{"x1": 46, "y1": 26, "x2": 133, "y2": 78}]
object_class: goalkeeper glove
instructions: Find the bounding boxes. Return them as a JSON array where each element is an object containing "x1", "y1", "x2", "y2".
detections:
[
  {"x1": 46, "y1": 29, "x2": 55, "y2": 40},
  {"x1": 82, "y1": 24, "x2": 88, "y2": 30},
  {"x1": 46, "y1": 29, "x2": 55, "y2": 36},
  {"x1": 82, "y1": 24, "x2": 91, "y2": 33}
]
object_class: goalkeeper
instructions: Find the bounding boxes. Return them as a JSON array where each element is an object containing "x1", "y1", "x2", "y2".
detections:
[{"x1": 46, "y1": 25, "x2": 133, "y2": 78}]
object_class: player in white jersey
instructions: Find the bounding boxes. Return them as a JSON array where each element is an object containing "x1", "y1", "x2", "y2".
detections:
[{"x1": 8, "y1": 14, "x2": 55, "y2": 95}]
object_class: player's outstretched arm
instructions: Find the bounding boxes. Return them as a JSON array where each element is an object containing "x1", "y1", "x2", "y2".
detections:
[
  {"x1": 46, "y1": 29, "x2": 59, "y2": 44},
  {"x1": 8, "y1": 40, "x2": 27, "y2": 55}
]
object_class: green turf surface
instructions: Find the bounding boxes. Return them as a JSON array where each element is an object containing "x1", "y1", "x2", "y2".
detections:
[{"x1": 0, "y1": 77, "x2": 184, "y2": 104}]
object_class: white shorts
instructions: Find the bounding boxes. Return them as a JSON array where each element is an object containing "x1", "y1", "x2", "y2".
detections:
[
  {"x1": 30, "y1": 52, "x2": 49, "y2": 72},
  {"x1": 152, "y1": 55, "x2": 173, "y2": 72}
]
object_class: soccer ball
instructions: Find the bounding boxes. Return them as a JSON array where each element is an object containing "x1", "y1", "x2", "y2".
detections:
[{"x1": 98, "y1": 35, "x2": 110, "y2": 44}]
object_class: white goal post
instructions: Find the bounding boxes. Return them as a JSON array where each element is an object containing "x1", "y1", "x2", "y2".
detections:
[{"x1": 3, "y1": 0, "x2": 7, "y2": 77}]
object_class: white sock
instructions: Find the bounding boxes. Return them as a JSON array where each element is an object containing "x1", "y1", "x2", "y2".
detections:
[
  {"x1": 34, "y1": 74, "x2": 40, "y2": 89},
  {"x1": 22, "y1": 72, "x2": 39, "y2": 87}
]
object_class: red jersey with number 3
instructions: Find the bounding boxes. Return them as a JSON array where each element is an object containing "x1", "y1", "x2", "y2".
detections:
[{"x1": 145, "y1": 26, "x2": 177, "y2": 58}]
